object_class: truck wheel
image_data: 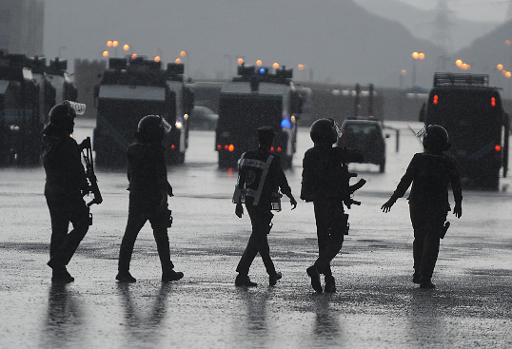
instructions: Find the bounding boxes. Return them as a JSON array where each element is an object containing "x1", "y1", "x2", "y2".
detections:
[
  {"x1": 379, "y1": 161, "x2": 386, "y2": 173},
  {"x1": 218, "y1": 153, "x2": 236, "y2": 169},
  {"x1": 281, "y1": 156, "x2": 292, "y2": 170},
  {"x1": 177, "y1": 152, "x2": 185, "y2": 164},
  {"x1": 479, "y1": 175, "x2": 499, "y2": 191}
]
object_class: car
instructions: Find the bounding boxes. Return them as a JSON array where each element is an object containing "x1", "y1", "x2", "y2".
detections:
[
  {"x1": 190, "y1": 105, "x2": 218, "y2": 130},
  {"x1": 338, "y1": 119, "x2": 387, "y2": 173}
]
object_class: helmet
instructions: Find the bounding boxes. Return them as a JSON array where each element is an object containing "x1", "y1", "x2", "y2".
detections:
[
  {"x1": 423, "y1": 124, "x2": 450, "y2": 152},
  {"x1": 137, "y1": 115, "x2": 172, "y2": 143},
  {"x1": 48, "y1": 101, "x2": 77, "y2": 134},
  {"x1": 310, "y1": 118, "x2": 339, "y2": 145},
  {"x1": 257, "y1": 126, "x2": 275, "y2": 147}
]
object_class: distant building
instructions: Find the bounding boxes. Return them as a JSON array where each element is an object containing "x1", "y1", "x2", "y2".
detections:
[
  {"x1": 0, "y1": 0, "x2": 44, "y2": 56},
  {"x1": 74, "y1": 59, "x2": 107, "y2": 118}
]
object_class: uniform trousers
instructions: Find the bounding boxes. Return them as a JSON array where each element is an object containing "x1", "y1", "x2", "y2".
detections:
[
  {"x1": 409, "y1": 202, "x2": 447, "y2": 280},
  {"x1": 236, "y1": 204, "x2": 276, "y2": 276}
]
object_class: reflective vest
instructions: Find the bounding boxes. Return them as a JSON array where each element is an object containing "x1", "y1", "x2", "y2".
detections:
[{"x1": 233, "y1": 153, "x2": 274, "y2": 206}]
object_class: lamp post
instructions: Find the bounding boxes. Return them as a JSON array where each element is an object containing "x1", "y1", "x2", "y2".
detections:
[
  {"x1": 297, "y1": 63, "x2": 307, "y2": 81},
  {"x1": 399, "y1": 69, "x2": 407, "y2": 89},
  {"x1": 411, "y1": 51, "x2": 426, "y2": 88},
  {"x1": 455, "y1": 58, "x2": 471, "y2": 71},
  {"x1": 178, "y1": 50, "x2": 189, "y2": 77}
]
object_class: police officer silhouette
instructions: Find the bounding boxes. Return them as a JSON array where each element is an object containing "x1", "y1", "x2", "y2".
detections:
[
  {"x1": 116, "y1": 115, "x2": 183, "y2": 283},
  {"x1": 301, "y1": 118, "x2": 363, "y2": 293},
  {"x1": 234, "y1": 127, "x2": 297, "y2": 287},
  {"x1": 43, "y1": 102, "x2": 90, "y2": 283},
  {"x1": 382, "y1": 124, "x2": 462, "y2": 289}
]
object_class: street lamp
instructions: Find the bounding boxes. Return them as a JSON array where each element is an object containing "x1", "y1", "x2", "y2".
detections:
[
  {"x1": 106, "y1": 40, "x2": 113, "y2": 48},
  {"x1": 237, "y1": 56, "x2": 245, "y2": 66},
  {"x1": 497, "y1": 63, "x2": 504, "y2": 71},
  {"x1": 297, "y1": 63, "x2": 305, "y2": 71},
  {"x1": 255, "y1": 59, "x2": 263, "y2": 67},
  {"x1": 154, "y1": 55, "x2": 161, "y2": 63},
  {"x1": 175, "y1": 57, "x2": 182, "y2": 64},
  {"x1": 399, "y1": 69, "x2": 407, "y2": 89},
  {"x1": 411, "y1": 51, "x2": 426, "y2": 87},
  {"x1": 101, "y1": 50, "x2": 109, "y2": 58},
  {"x1": 123, "y1": 44, "x2": 130, "y2": 53},
  {"x1": 455, "y1": 58, "x2": 471, "y2": 71},
  {"x1": 272, "y1": 62, "x2": 280, "y2": 70}
]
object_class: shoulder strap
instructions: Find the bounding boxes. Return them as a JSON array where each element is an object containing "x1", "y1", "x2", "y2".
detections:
[{"x1": 252, "y1": 154, "x2": 274, "y2": 206}]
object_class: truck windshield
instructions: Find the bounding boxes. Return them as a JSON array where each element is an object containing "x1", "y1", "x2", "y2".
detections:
[{"x1": 344, "y1": 123, "x2": 380, "y2": 136}]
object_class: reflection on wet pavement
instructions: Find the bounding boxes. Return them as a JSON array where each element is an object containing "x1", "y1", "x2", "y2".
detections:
[{"x1": 0, "y1": 124, "x2": 511, "y2": 348}]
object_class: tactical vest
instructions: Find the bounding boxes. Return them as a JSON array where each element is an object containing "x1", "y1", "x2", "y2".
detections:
[{"x1": 233, "y1": 152, "x2": 274, "y2": 206}]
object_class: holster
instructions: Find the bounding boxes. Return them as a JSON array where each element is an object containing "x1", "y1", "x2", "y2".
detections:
[
  {"x1": 330, "y1": 211, "x2": 349, "y2": 239},
  {"x1": 264, "y1": 211, "x2": 274, "y2": 235}
]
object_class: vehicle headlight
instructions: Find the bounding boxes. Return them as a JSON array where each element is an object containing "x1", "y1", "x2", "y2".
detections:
[
  {"x1": 175, "y1": 121, "x2": 184, "y2": 130},
  {"x1": 9, "y1": 125, "x2": 20, "y2": 132},
  {"x1": 183, "y1": 113, "x2": 189, "y2": 120}
]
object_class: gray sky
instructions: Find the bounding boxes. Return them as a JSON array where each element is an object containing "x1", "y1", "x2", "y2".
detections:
[{"x1": 399, "y1": 0, "x2": 508, "y2": 22}]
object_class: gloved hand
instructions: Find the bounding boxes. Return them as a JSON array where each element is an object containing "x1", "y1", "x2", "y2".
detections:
[{"x1": 235, "y1": 203, "x2": 244, "y2": 218}]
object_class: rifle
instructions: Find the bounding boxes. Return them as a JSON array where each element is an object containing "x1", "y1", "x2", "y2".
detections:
[
  {"x1": 80, "y1": 137, "x2": 103, "y2": 207},
  {"x1": 342, "y1": 168, "x2": 367, "y2": 209}
]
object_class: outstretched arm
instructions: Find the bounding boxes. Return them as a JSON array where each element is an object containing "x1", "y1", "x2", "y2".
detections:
[
  {"x1": 448, "y1": 159, "x2": 463, "y2": 218},
  {"x1": 381, "y1": 156, "x2": 416, "y2": 212}
]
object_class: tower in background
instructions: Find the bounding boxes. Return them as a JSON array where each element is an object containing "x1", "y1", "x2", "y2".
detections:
[
  {"x1": 507, "y1": 0, "x2": 512, "y2": 22},
  {"x1": 0, "y1": 0, "x2": 44, "y2": 56},
  {"x1": 433, "y1": 0, "x2": 453, "y2": 70}
]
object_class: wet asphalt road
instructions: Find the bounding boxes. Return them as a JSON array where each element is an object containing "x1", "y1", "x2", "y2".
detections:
[{"x1": 0, "y1": 121, "x2": 511, "y2": 348}]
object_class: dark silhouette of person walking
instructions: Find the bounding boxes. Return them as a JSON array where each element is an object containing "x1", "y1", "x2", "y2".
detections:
[
  {"x1": 382, "y1": 124, "x2": 462, "y2": 289},
  {"x1": 233, "y1": 127, "x2": 297, "y2": 287},
  {"x1": 43, "y1": 102, "x2": 91, "y2": 283},
  {"x1": 301, "y1": 118, "x2": 363, "y2": 293},
  {"x1": 116, "y1": 115, "x2": 183, "y2": 283}
]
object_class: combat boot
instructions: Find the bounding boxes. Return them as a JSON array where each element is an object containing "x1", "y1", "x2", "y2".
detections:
[
  {"x1": 306, "y1": 266, "x2": 322, "y2": 293},
  {"x1": 162, "y1": 270, "x2": 184, "y2": 282},
  {"x1": 235, "y1": 274, "x2": 257, "y2": 287},
  {"x1": 324, "y1": 275, "x2": 336, "y2": 293},
  {"x1": 116, "y1": 271, "x2": 137, "y2": 283},
  {"x1": 269, "y1": 271, "x2": 282, "y2": 286},
  {"x1": 420, "y1": 279, "x2": 436, "y2": 289},
  {"x1": 52, "y1": 269, "x2": 74, "y2": 283}
]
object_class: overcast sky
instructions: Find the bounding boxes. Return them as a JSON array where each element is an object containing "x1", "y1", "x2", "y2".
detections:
[{"x1": 399, "y1": 0, "x2": 508, "y2": 22}]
